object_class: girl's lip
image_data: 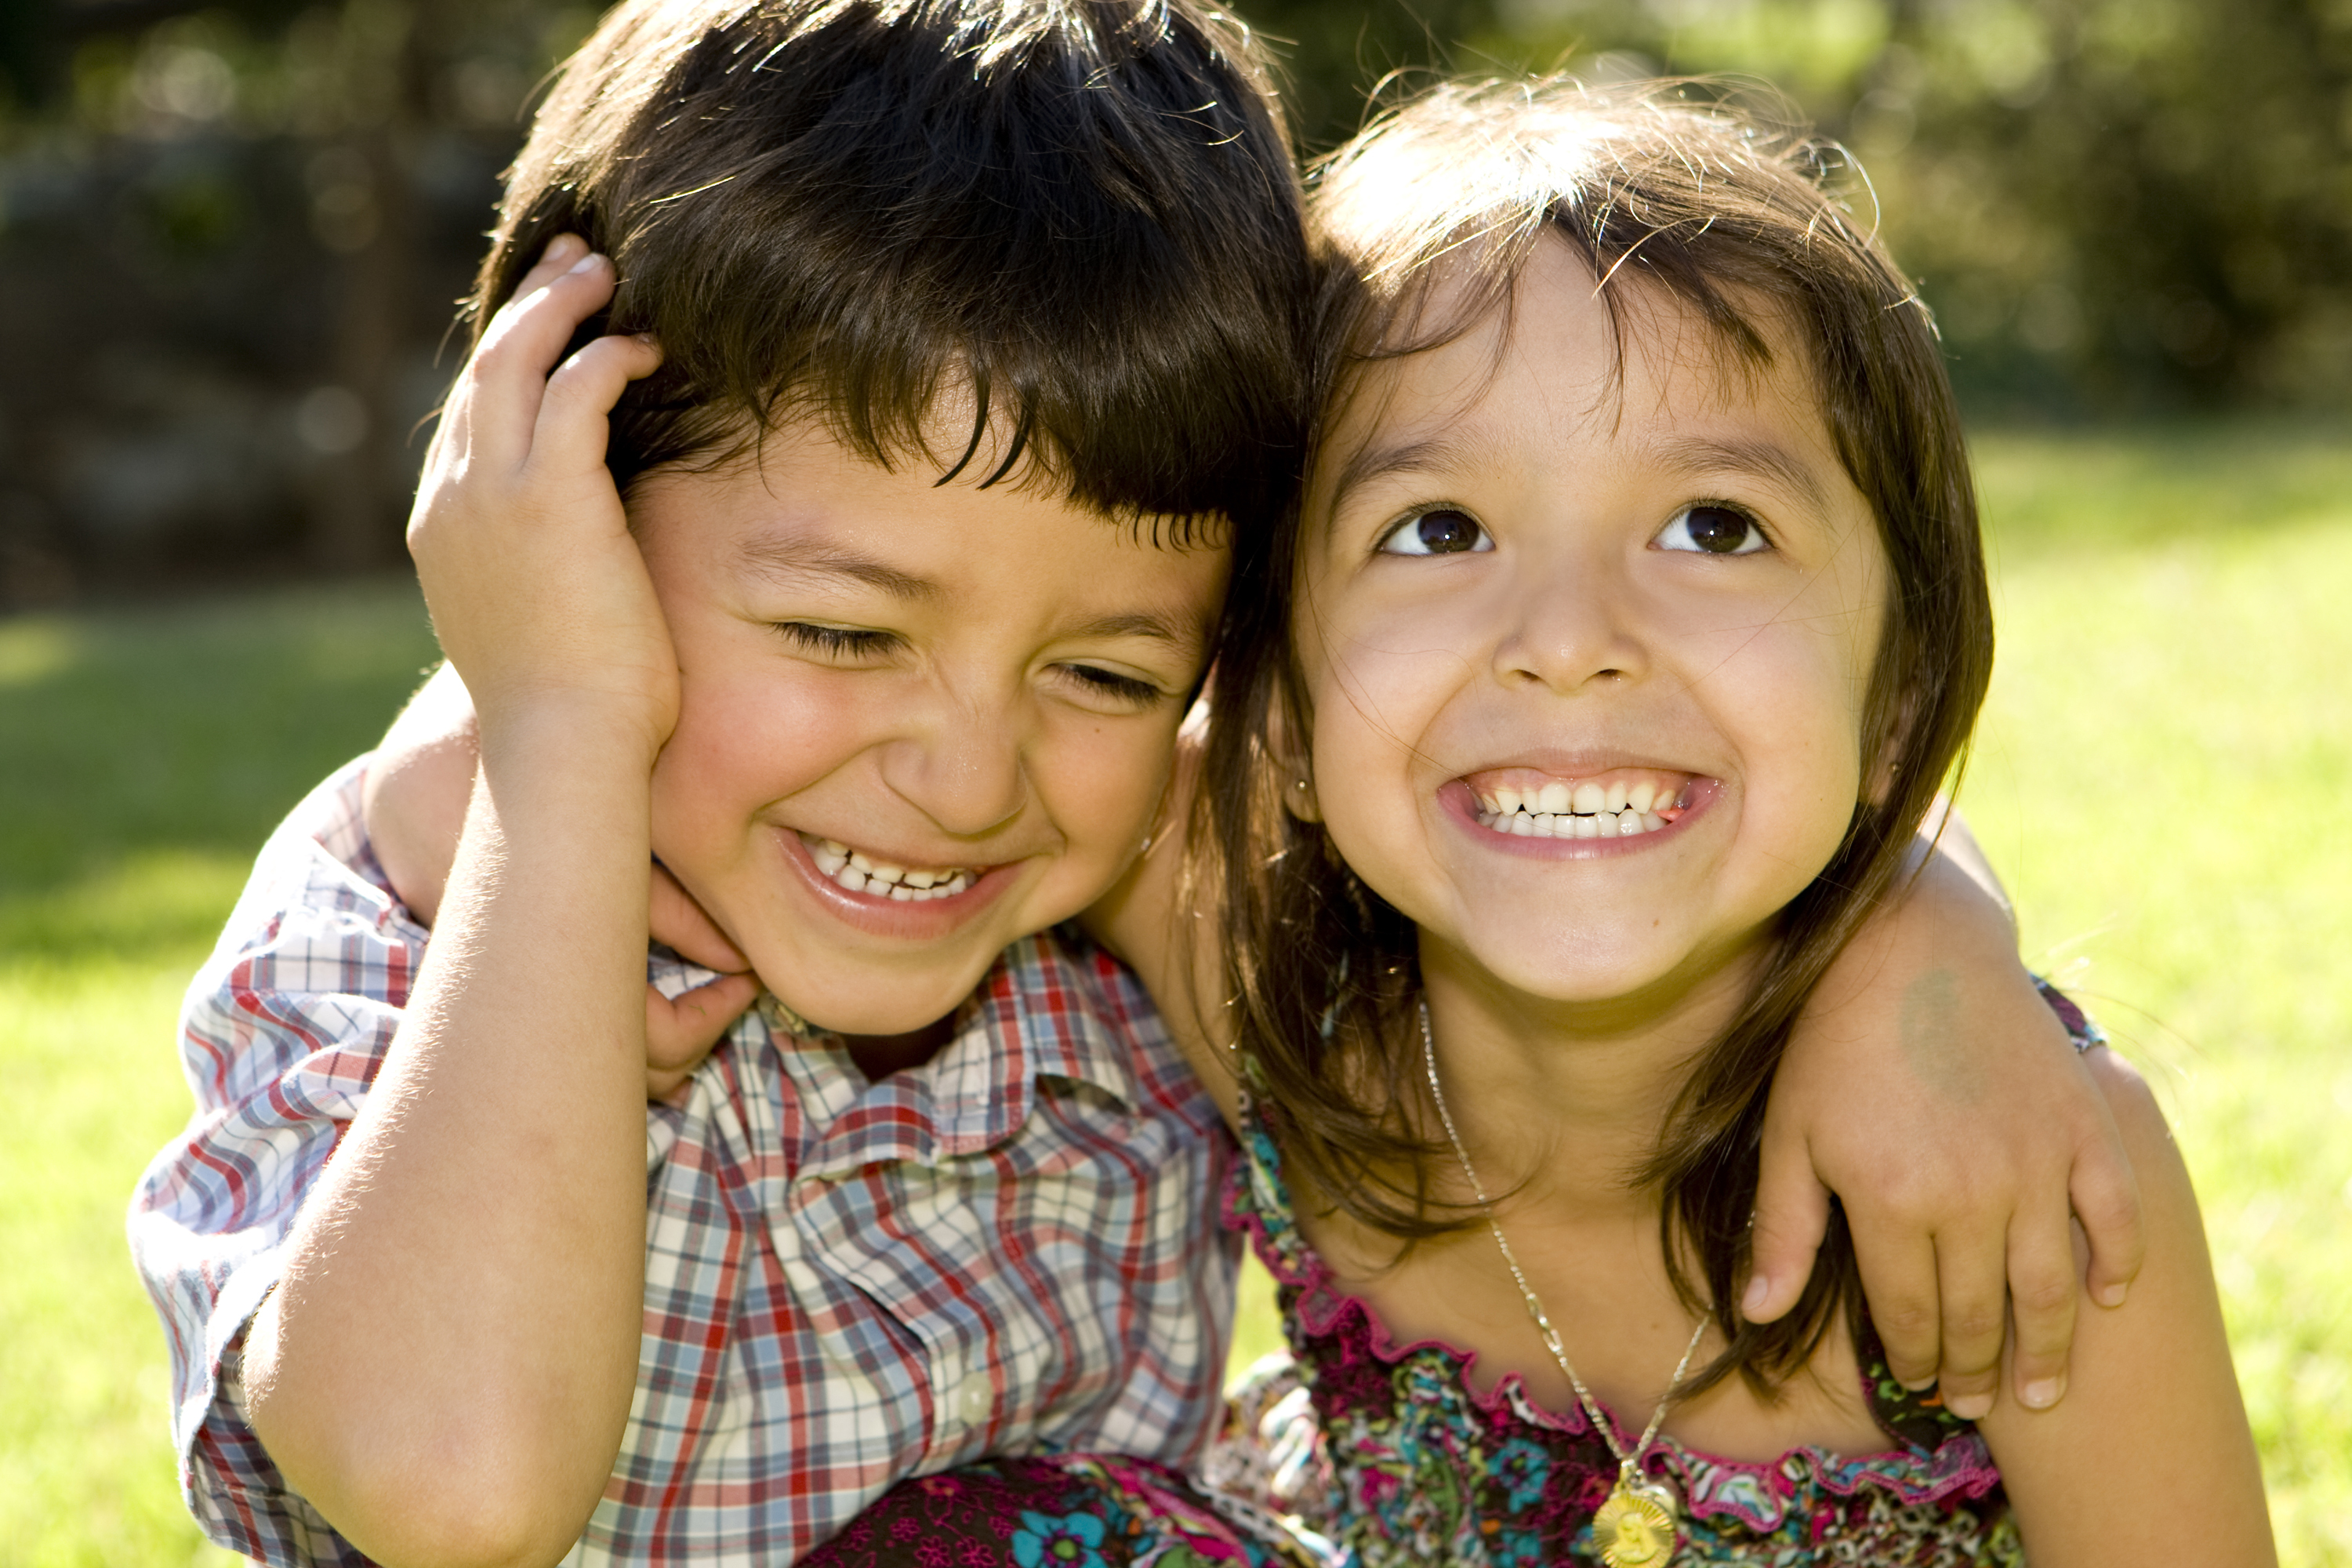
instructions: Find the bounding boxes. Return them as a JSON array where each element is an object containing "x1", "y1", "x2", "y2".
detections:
[
  {"x1": 777, "y1": 828, "x2": 1018, "y2": 938},
  {"x1": 1436, "y1": 775, "x2": 1719, "y2": 855}
]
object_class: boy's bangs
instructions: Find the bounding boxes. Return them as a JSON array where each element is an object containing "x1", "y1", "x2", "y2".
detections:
[{"x1": 478, "y1": 0, "x2": 1312, "y2": 540}]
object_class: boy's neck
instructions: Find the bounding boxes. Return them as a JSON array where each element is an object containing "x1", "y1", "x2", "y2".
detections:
[{"x1": 840, "y1": 1017, "x2": 959, "y2": 1083}]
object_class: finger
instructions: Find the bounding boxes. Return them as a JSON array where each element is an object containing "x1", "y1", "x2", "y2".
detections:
[
  {"x1": 1849, "y1": 1224, "x2": 1943, "y2": 1392},
  {"x1": 1927, "y1": 1221, "x2": 2010, "y2": 1421},
  {"x1": 649, "y1": 862, "x2": 749, "y2": 973},
  {"x1": 2003, "y1": 1196, "x2": 2082, "y2": 1411},
  {"x1": 645, "y1": 971, "x2": 760, "y2": 1076},
  {"x1": 463, "y1": 249, "x2": 626, "y2": 462},
  {"x1": 529, "y1": 331, "x2": 663, "y2": 477},
  {"x1": 2071, "y1": 1048, "x2": 2147, "y2": 1308},
  {"x1": 1744, "y1": 1126, "x2": 1832, "y2": 1324}
]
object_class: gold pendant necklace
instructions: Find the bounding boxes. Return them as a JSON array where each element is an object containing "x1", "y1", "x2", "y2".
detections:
[{"x1": 1419, "y1": 1001, "x2": 1707, "y2": 1568}]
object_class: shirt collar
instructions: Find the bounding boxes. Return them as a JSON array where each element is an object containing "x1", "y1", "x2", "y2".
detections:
[{"x1": 764, "y1": 924, "x2": 1148, "y2": 1173}]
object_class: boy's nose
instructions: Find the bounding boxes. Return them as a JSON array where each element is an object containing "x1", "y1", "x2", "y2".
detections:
[{"x1": 881, "y1": 696, "x2": 1029, "y2": 839}]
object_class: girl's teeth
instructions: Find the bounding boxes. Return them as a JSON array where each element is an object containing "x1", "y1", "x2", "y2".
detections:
[
  {"x1": 1537, "y1": 781, "x2": 1570, "y2": 815},
  {"x1": 1468, "y1": 779, "x2": 1687, "y2": 841},
  {"x1": 1604, "y1": 779, "x2": 1629, "y2": 813},
  {"x1": 1572, "y1": 781, "x2": 1606, "y2": 814},
  {"x1": 1628, "y1": 782, "x2": 1657, "y2": 815}
]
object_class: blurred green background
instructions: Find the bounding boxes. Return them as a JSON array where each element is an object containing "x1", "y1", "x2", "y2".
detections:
[{"x1": 3, "y1": 0, "x2": 2349, "y2": 1562}]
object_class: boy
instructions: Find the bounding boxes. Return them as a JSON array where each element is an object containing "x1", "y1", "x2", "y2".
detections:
[{"x1": 132, "y1": 2, "x2": 2143, "y2": 1563}]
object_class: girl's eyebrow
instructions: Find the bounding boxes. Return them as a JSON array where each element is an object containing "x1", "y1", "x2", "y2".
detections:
[
  {"x1": 1644, "y1": 434, "x2": 1828, "y2": 511},
  {"x1": 1323, "y1": 427, "x2": 1505, "y2": 516}
]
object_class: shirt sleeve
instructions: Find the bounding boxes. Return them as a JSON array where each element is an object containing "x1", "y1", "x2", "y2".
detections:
[{"x1": 126, "y1": 758, "x2": 418, "y2": 1566}]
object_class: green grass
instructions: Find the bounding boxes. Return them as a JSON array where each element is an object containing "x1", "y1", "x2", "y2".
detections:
[
  {"x1": 0, "y1": 579, "x2": 442, "y2": 1567},
  {"x1": 5, "y1": 426, "x2": 2350, "y2": 1560}
]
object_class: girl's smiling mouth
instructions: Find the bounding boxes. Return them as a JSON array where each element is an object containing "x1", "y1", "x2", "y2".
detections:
[{"x1": 1444, "y1": 768, "x2": 1711, "y2": 848}]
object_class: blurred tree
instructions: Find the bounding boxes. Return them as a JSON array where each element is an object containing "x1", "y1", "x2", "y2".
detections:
[{"x1": 2, "y1": 0, "x2": 2345, "y2": 608}]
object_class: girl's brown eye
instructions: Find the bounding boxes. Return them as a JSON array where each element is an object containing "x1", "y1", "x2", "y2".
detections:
[
  {"x1": 1657, "y1": 503, "x2": 1768, "y2": 556},
  {"x1": 1381, "y1": 507, "x2": 1493, "y2": 557}
]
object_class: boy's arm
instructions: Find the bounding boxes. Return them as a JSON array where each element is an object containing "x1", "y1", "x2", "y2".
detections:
[
  {"x1": 1978, "y1": 1051, "x2": 2272, "y2": 1563},
  {"x1": 1749, "y1": 819, "x2": 2145, "y2": 1421},
  {"x1": 241, "y1": 238, "x2": 669, "y2": 1566},
  {"x1": 365, "y1": 662, "x2": 757, "y2": 1102}
]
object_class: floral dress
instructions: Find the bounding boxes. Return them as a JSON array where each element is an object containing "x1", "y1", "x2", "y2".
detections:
[{"x1": 1204, "y1": 1100, "x2": 2031, "y2": 1568}]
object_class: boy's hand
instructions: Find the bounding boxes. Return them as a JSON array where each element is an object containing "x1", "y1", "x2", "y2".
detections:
[
  {"x1": 365, "y1": 663, "x2": 758, "y2": 1099},
  {"x1": 407, "y1": 234, "x2": 673, "y2": 761},
  {"x1": 1747, "y1": 844, "x2": 2145, "y2": 1420}
]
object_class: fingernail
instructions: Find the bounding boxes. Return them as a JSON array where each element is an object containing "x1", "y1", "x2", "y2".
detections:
[
  {"x1": 2021, "y1": 1377, "x2": 2063, "y2": 1410},
  {"x1": 568, "y1": 249, "x2": 603, "y2": 274},
  {"x1": 1899, "y1": 1374, "x2": 1938, "y2": 1392},
  {"x1": 544, "y1": 233, "x2": 584, "y2": 264},
  {"x1": 1739, "y1": 1276, "x2": 1769, "y2": 1317},
  {"x1": 2096, "y1": 1280, "x2": 2129, "y2": 1308},
  {"x1": 1947, "y1": 1392, "x2": 1994, "y2": 1421}
]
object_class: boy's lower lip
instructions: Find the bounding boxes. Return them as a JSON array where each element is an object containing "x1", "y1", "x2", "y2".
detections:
[
  {"x1": 1437, "y1": 776, "x2": 1717, "y2": 855},
  {"x1": 777, "y1": 829, "x2": 1017, "y2": 938}
]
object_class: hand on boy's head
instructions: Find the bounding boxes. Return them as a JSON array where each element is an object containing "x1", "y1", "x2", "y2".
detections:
[
  {"x1": 1748, "y1": 848, "x2": 2146, "y2": 1421},
  {"x1": 408, "y1": 234, "x2": 674, "y2": 761}
]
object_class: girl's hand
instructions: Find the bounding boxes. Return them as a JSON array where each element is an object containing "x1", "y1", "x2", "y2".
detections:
[
  {"x1": 406, "y1": 234, "x2": 675, "y2": 764},
  {"x1": 364, "y1": 664, "x2": 757, "y2": 1101},
  {"x1": 1747, "y1": 840, "x2": 2146, "y2": 1419}
]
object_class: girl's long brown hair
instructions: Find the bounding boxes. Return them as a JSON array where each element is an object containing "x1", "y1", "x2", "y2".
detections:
[{"x1": 1201, "y1": 78, "x2": 1994, "y2": 1398}]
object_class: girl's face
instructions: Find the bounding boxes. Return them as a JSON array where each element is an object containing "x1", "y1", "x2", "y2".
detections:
[{"x1": 1294, "y1": 237, "x2": 1891, "y2": 1022}]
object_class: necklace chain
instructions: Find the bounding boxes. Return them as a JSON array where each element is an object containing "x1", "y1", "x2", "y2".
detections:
[{"x1": 1417, "y1": 999, "x2": 1708, "y2": 1474}]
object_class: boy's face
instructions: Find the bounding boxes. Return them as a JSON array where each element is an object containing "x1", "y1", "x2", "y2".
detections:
[{"x1": 636, "y1": 419, "x2": 1227, "y2": 1037}]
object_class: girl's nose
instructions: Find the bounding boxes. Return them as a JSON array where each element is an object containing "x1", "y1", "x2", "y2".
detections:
[
  {"x1": 880, "y1": 693, "x2": 1029, "y2": 839},
  {"x1": 1490, "y1": 548, "x2": 1650, "y2": 694}
]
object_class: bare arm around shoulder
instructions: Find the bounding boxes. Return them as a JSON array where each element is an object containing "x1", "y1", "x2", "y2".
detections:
[
  {"x1": 1980, "y1": 1047, "x2": 2274, "y2": 1564},
  {"x1": 241, "y1": 238, "x2": 668, "y2": 1568}
]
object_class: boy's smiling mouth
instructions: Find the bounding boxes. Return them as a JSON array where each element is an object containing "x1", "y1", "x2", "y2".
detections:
[
  {"x1": 1460, "y1": 766, "x2": 1694, "y2": 840},
  {"x1": 799, "y1": 832, "x2": 980, "y2": 901}
]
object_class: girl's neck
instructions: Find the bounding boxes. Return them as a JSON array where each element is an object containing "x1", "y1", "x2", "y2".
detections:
[{"x1": 1416, "y1": 933, "x2": 1763, "y2": 1214}]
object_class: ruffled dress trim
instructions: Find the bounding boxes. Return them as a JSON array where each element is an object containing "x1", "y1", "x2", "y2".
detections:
[{"x1": 1220, "y1": 1102, "x2": 2016, "y2": 1554}]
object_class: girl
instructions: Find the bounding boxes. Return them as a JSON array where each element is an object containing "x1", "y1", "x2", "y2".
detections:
[{"x1": 1186, "y1": 80, "x2": 2271, "y2": 1564}]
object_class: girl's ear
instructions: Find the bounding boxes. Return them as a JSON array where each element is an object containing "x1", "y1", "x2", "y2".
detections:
[
  {"x1": 1285, "y1": 771, "x2": 1323, "y2": 822},
  {"x1": 1266, "y1": 688, "x2": 1322, "y2": 822},
  {"x1": 1862, "y1": 691, "x2": 1920, "y2": 808}
]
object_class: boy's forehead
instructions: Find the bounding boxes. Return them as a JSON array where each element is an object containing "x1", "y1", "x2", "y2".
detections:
[{"x1": 635, "y1": 420, "x2": 1230, "y2": 625}]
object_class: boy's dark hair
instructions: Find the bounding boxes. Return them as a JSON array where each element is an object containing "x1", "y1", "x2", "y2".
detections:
[
  {"x1": 469, "y1": 0, "x2": 1312, "y2": 540},
  {"x1": 1205, "y1": 78, "x2": 1994, "y2": 1399}
]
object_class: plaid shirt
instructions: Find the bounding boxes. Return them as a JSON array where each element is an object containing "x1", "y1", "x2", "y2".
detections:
[{"x1": 129, "y1": 760, "x2": 1238, "y2": 1566}]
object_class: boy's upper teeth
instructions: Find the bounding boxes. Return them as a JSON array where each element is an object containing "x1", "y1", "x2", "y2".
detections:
[
  {"x1": 802, "y1": 835, "x2": 976, "y2": 900},
  {"x1": 1465, "y1": 768, "x2": 1691, "y2": 840}
]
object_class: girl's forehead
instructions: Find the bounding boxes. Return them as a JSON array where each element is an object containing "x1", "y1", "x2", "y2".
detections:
[{"x1": 1314, "y1": 248, "x2": 1836, "y2": 513}]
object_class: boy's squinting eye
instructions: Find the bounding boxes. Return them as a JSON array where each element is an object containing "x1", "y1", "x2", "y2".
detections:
[
  {"x1": 1057, "y1": 663, "x2": 1167, "y2": 708},
  {"x1": 1377, "y1": 507, "x2": 1494, "y2": 557},
  {"x1": 1655, "y1": 503, "x2": 1769, "y2": 556},
  {"x1": 773, "y1": 622, "x2": 898, "y2": 658}
]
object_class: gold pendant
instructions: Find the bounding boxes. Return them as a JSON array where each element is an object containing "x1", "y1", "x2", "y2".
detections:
[{"x1": 1592, "y1": 1473, "x2": 1679, "y2": 1567}]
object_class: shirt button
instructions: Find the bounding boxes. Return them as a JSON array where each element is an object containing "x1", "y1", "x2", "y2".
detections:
[{"x1": 955, "y1": 1373, "x2": 993, "y2": 1426}]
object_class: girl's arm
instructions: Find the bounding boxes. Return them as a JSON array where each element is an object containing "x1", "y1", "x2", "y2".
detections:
[{"x1": 1979, "y1": 1049, "x2": 2273, "y2": 1563}]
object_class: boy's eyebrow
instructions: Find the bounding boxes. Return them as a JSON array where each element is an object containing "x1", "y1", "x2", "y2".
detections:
[
  {"x1": 1645, "y1": 434, "x2": 1828, "y2": 511},
  {"x1": 735, "y1": 537, "x2": 940, "y2": 601},
  {"x1": 1062, "y1": 611, "x2": 1203, "y2": 652}
]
